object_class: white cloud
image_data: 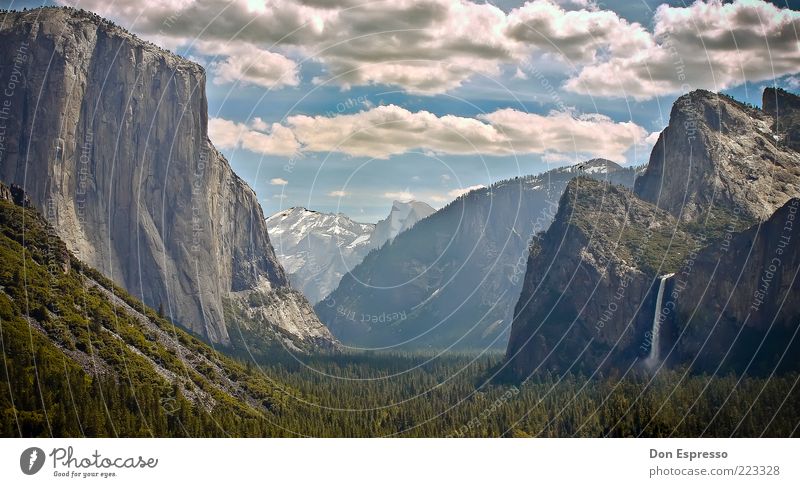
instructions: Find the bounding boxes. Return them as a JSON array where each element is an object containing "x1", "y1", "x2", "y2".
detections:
[
  {"x1": 251, "y1": 117, "x2": 270, "y2": 131},
  {"x1": 327, "y1": 190, "x2": 350, "y2": 197},
  {"x1": 785, "y1": 76, "x2": 800, "y2": 89},
  {"x1": 66, "y1": 0, "x2": 799, "y2": 98},
  {"x1": 563, "y1": 0, "x2": 800, "y2": 99},
  {"x1": 199, "y1": 41, "x2": 300, "y2": 89},
  {"x1": 448, "y1": 185, "x2": 486, "y2": 198},
  {"x1": 384, "y1": 190, "x2": 416, "y2": 201},
  {"x1": 270, "y1": 177, "x2": 289, "y2": 185},
  {"x1": 213, "y1": 104, "x2": 646, "y2": 160},
  {"x1": 645, "y1": 131, "x2": 661, "y2": 146},
  {"x1": 208, "y1": 117, "x2": 300, "y2": 157}
]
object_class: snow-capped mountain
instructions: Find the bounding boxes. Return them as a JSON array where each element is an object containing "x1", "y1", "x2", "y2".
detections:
[
  {"x1": 368, "y1": 200, "x2": 436, "y2": 247},
  {"x1": 267, "y1": 201, "x2": 434, "y2": 304}
]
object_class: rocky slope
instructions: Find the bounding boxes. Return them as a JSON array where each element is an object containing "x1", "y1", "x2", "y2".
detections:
[
  {"x1": 316, "y1": 160, "x2": 636, "y2": 350},
  {"x1": 635, "y1": 89, "x2": 800, "y2": 227},
  {"x1": 0, "y1": 7, "x2": 335, "y2": 350},
  {"x1": 505, "y1": 177, "x2": 699, "y2": 376},
  {"x1": 266, "y1": 200, "x2": 433, "y2": 304}
]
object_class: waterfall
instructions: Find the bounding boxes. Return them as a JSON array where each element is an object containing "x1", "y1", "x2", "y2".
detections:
[{"x1": 645, "y1": 273, "x2": 674, "y2": 368}]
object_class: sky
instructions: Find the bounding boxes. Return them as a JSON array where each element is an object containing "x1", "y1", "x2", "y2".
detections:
[{"x1": 3, "y1": 0, "x2": 800, "y2": 222}]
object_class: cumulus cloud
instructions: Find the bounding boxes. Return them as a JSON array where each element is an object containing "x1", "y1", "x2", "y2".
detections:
[
  {"x1": 507, "y1": 1, "x2": 653, "y2": 64},
  {"x1": 270, "y1": 178, "x2": 289, "y2": 185},
  {"x1": 384, "y1": 190, "x2": 416, "y2": 201},
  {"x1": 63, "y1": 0, "x2": 800, "y2": 98},
  {"x1": 208, "y1": 117, "x2": 299, "y2": 156},
  {"x1": 202, "y1": 42, "x2": 300, "y2": 89},
  {"x1": 328, "y1": 190, "x2": 350, "y2": 197},
  {"x1": 212, "y1": 104, "x2": 646, "y2": 160},
  {"x1": 563, "y1": 0, "x2": 800, "y2": 99}
]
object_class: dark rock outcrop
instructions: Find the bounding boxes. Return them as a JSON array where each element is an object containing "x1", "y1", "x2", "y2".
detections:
[
  {"x1": 663, "y1": 198, "x2": 800, "y2": 374},
  {"x1": 0, "y1": 8, "x2": 335, "y2": 349},
  {"x1": 507, "y1": 89, "x2": 800, "y2": 379}
]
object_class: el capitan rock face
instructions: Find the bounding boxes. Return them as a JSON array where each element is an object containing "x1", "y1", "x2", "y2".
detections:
[{"x1": 0, "y1": 8, "x2": 335, "y2": 349}]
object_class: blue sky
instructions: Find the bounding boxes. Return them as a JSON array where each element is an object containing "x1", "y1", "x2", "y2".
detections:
[{"x1": 3, "y1": 0, "x2": 800, "y2": 221}]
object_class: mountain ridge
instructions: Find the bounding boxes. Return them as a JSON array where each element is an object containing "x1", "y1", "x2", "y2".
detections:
[{"x1": 316, "y1": 159, "x2": 637, "y2": 350}]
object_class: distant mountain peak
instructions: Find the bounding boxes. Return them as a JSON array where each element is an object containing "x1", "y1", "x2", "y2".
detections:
[
  {"x1": 369, "y1": 200, "x2": 435, "y2": 246},
  {"x1": 266, "y1": 200, "x2": 433, "y2": 304}
]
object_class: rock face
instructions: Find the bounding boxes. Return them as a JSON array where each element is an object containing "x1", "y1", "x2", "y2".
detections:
[
  {"x1": 505, "y1": 177, "x2": 699, "y2": 376},
  {"x1": 507, "y1": 89, "x2": 800, "y2": 378},
  {"x1": 635, "y1": 90, "x2": 800, "y2": 227},
  {"x1": 316, "y1": 160, "x2": 636, "y2": 350},
  {"x1": 267, "y1": 207, "x2": 376, "y2": 304},
  {"x1": 266, "y1": 200, "x2": 433, "y2": 304},
  {"x1": 663, "y1": 198, "x2": 800, "y2": 374},
  {"x1": 0, "y1": 7, "x2": 335, "y2": 349},
  {"x1": 763, "y1": 87, "x2": 800, "y2": 152}
]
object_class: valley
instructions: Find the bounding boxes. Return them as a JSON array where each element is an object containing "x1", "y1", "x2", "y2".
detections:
[{"x1": 0, "y1": 5, "x2": 799, "y2": 440}]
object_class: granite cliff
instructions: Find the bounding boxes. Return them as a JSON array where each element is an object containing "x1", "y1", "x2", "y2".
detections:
[
  {"x1": 635, "y1": 89, "x2": 800, "y2": 227},
  {"x1": 0, "y1": 7, "x2": 335, "y2": 350},
  {"x1": 505, "y1": 177, "x2": 699, "y2": 376}
]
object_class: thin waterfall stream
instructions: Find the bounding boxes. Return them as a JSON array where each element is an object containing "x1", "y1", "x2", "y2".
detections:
[{"x1": 645, "y1": 273, "x2": 675, "y2": 369}]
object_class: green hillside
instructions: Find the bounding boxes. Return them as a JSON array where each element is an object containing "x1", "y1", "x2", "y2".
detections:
[{"x1": 0, "y1": 187, "x2": 302, "y2": 436}]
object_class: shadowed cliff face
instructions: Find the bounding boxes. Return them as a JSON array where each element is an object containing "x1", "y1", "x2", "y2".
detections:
[
  {"x1": 635, "y1": 90, "x2": 800, "y2": 227},
  {"x1": 0, "y1": 8, "x2": 335, "y2": 349},
  {"x1": 505, "y1": 178, "x2": 699, "y2": 377},
  {"x1": 763, "y1": 87, "x2": 800, "y2": 152},
  {"x1": 663, "y1": 198, "x2": 800, "y2": 375}
]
